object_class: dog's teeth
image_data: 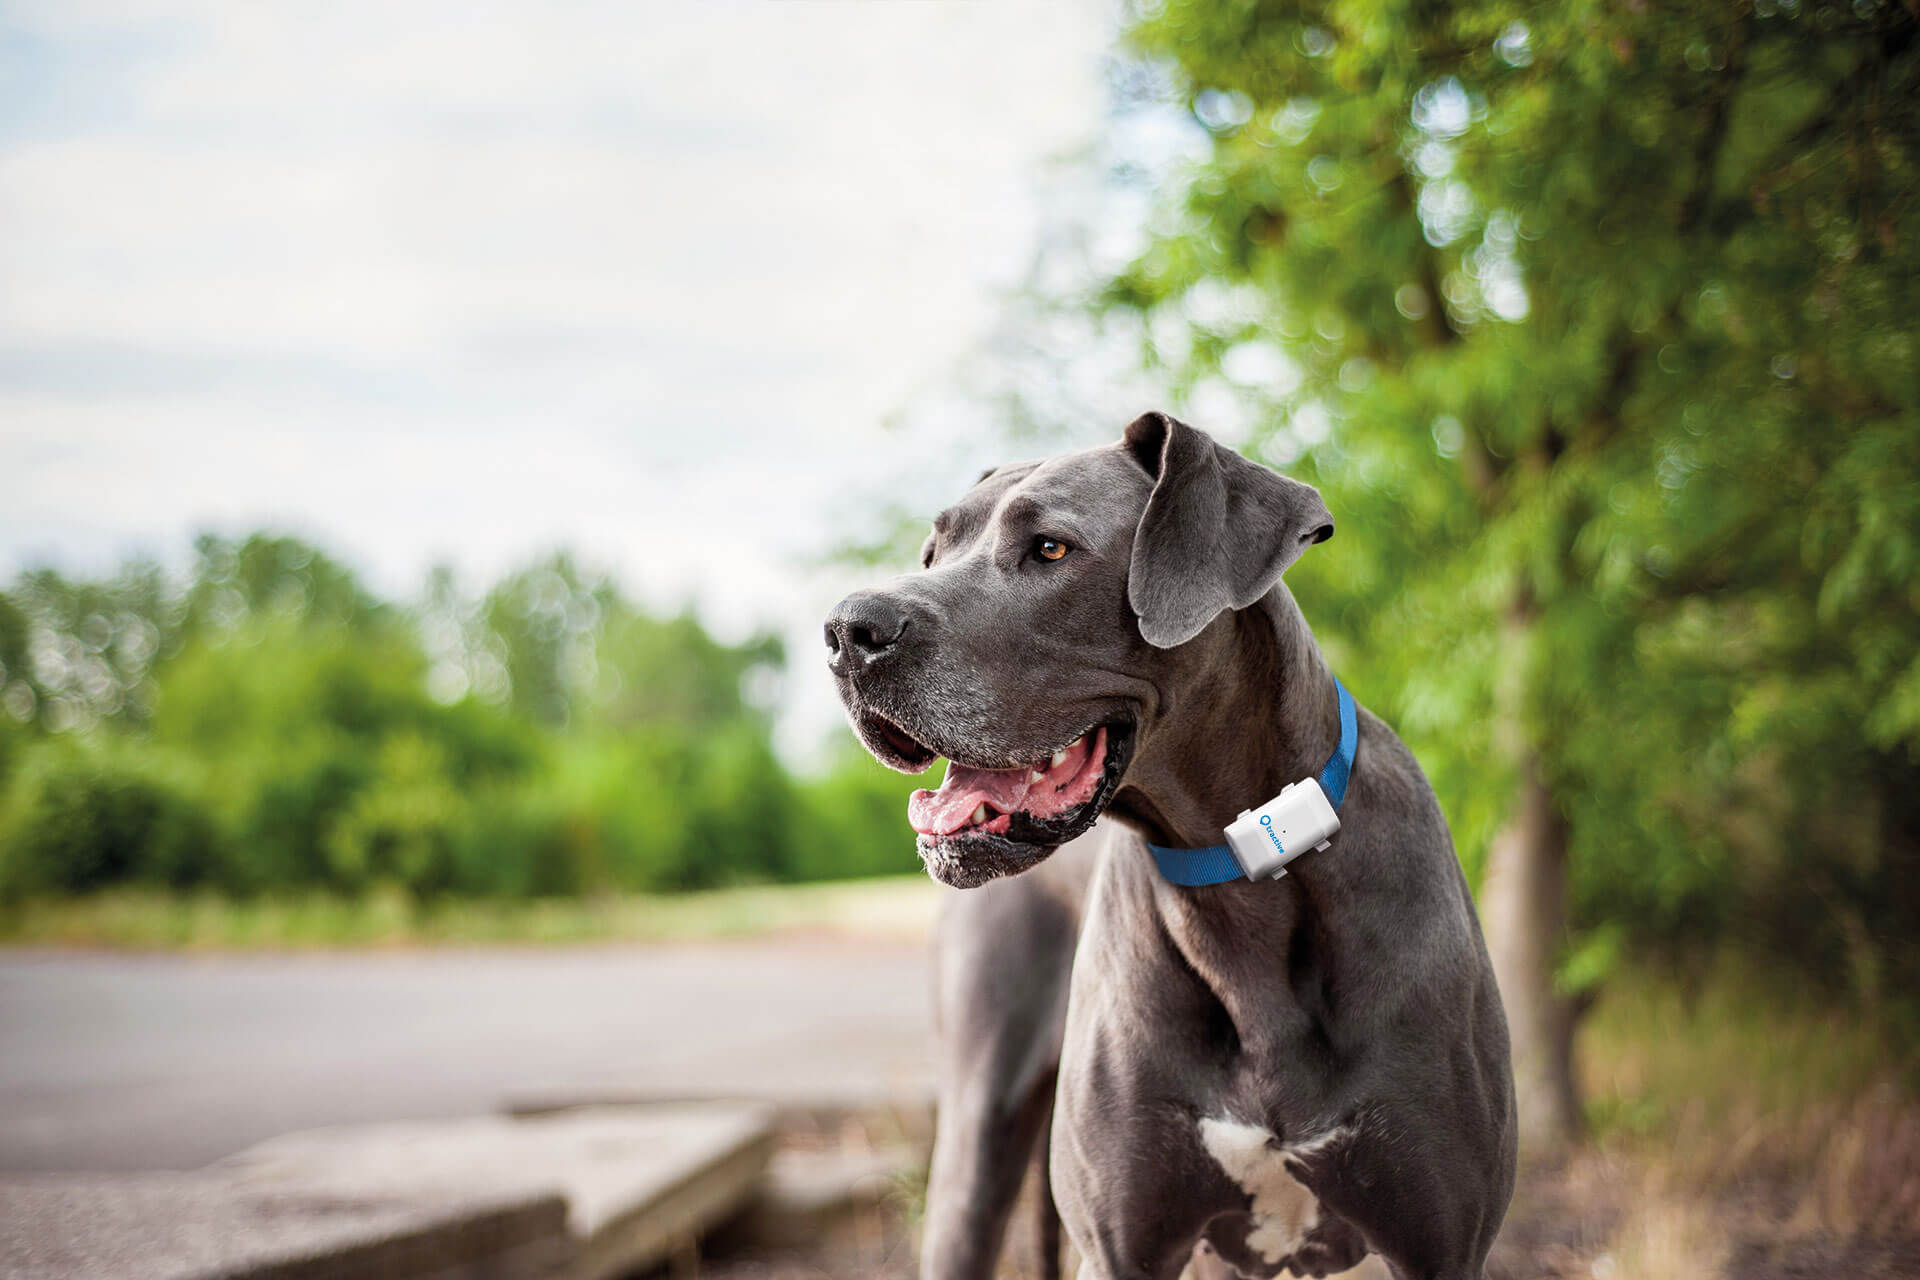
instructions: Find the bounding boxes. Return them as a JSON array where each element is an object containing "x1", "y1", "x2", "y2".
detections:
[
  {"x1": 971, "y1": 803, "x2": 990, "y2": 825},
  {"x1": 1030, "y1": 769, "x2": 1045, "y2": 783},
  {"x1": 1050, "y1": 748, "x2": 1068, "y2": 769}
]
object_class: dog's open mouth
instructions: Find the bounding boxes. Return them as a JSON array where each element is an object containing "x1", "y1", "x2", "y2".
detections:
[
  {"x1": 847, "y1": 710, "x2": 1134, "y2": 888},
  {"x1": 908, "y1": 727, "x2": 1112, "y2": 839}
]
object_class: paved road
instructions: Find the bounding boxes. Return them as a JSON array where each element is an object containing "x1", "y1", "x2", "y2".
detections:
[{"x1": 0, "y1": 941, "x2": 933, "y2": 1171}]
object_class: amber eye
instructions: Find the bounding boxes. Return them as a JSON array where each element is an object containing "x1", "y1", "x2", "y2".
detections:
[{"x1": 1033, "y1": 537, "x2": 1070, "y2": 563}]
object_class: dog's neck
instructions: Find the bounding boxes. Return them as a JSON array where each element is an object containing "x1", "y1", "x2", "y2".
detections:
[
  {"x1": 1112, "y1": 585, "x2": 1343, "y2": 852},
  {"x1": 1109, "y1": 587, "x2": 1356, "y2": 1062}
]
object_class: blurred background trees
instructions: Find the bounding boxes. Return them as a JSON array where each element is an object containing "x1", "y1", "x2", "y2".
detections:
[
  {"x1": 1108, "y1": 0, "x2": 1919, "y2": 1149},
  {"x1": 0, "y1": 534, "x2": 921, "y2": 903}
]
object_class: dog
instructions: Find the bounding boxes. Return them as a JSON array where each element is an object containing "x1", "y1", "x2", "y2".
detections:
[{"x1": 826, "y1": 414, "x2": 1516, "y2": 1279}]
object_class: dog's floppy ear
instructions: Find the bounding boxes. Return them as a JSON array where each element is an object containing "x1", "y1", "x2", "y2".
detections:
[{"x1": 1124, "y1": 411, "x2": 1333, "y2": 649}]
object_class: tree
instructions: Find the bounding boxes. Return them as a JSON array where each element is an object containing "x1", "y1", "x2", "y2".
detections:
[{"x1": 1109, "y1": 0, "x2": 1919, "y2": 1152}]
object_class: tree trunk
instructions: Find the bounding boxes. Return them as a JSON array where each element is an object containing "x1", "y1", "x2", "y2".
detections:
[{"x1": 1482, "y1": 751, "x2": 1581, "y2": 1155}]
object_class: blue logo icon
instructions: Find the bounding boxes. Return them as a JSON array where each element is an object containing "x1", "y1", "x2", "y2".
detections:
[{"x1": 1259, "y1": 813, "x2": 1285, "y2": 854}]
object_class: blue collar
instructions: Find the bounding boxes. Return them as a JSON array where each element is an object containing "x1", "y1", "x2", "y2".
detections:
[{"x1": 1148, "y1": 677, "x2": 1357, "y2": 887}]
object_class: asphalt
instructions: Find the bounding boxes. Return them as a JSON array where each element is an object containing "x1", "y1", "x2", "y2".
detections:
[{"x1": 0, "y1": 941, "x2": 933, "y2": 1172}]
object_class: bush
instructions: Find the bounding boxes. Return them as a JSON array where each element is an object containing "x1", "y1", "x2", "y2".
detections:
[
  {"x1": 677, "y1": 726, "x2": 798, "y2": 888},
  {"x1": 232, "y1": 735, "x2": 378, "y2": 891},
  {"x1": 323, "y1": 734, "x2": 463, "y2": 895},
  {"x1": 2, "y1": 752, "x2": 222, "y2": 893},
  {"x1": 450, "y1": 786, "x2": 598, "y2": 897},
  {"x1": 790, "y1": 741, "x2": 923, "y2": 883}
]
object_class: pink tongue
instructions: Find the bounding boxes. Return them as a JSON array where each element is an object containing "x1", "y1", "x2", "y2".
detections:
[
  {"x1": 908, "y1": 763, "x2": 1034, "y2": 837},
  {"x1": 906, "y1": 730, "x2": 1105, "y2": 838}
]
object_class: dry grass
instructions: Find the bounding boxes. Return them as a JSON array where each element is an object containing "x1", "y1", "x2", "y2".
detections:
[{"x1": 1492, "y1": 961, "x2": 1919, "y2": 1279}]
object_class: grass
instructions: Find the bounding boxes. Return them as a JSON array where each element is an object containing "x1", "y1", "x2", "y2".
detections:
[
  {"x1": 1581, "y1": 959, "x2": 1910, "y2": 1137},
  {"x1": 0, "y1": 875, "x2": 945, "y2": 950},
  {"x1": 1489, "y1": 959, "x2": 1920, "y2": 1278}
]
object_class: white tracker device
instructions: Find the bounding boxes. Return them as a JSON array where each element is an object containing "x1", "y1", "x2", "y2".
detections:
[{"x1": 1222, "y1": 777, "x2": 1341, "y2": 880}]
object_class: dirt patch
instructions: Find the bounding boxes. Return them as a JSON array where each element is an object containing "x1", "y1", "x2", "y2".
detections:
[{"x1": 1487, "y1": 1154, "x2": 1628, "y2": 1279}]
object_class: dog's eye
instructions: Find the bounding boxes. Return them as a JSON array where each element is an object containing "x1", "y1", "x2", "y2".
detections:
[{"x1": 1033, "y1": 537, "x2": 1070, "y2": 563}]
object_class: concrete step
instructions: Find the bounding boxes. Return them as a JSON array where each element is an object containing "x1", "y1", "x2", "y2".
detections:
[
  {"x1": 0, "y1": 1103, "x2": 777, "y2": 1280},
  {"x1": 0, "y1": 1172, "x2": 570, "y2": 1280},
  {"x1": 220, "y1": 1105, "x2": 777, "y2": 1280}
]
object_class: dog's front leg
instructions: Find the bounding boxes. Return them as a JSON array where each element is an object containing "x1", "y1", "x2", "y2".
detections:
[{"x1": 1049, "y1": 1059, "x2": 1221, "y2": 1280}]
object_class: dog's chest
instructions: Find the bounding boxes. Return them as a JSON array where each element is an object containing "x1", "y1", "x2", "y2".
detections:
[{"x1": 1196, "y1": 1116, "x2": 1343, "y2": 1271}]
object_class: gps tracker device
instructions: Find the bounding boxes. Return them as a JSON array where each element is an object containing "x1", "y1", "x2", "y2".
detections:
[{"x1": 1222, "y1": 777, "x2": 1341, "y2": 881}]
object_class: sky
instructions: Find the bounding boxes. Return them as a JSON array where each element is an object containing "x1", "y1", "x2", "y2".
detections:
[{"x1": 0, "y1": 0, "x2": 1163, "y2": 757}]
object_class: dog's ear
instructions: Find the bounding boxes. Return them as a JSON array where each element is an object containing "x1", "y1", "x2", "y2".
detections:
[{"x1": 1123, "y1": 412, "x2": 1333, "y2": 649}]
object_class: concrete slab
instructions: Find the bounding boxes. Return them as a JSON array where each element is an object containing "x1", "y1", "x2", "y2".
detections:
[
  {"x1": 219, "y1": 1104, "x2": 777, "y2": 1280},
  {"x1": 0, "y1": 1104, "x2": 777, "y2": 1280},
  {"x1": 0, "y1": 1173, "x2": 571, "y2": 1280}
]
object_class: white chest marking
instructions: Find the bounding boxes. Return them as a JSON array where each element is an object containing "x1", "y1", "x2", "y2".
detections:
[{"x1": 1197, "y1": 1117, "x2": 1340, "y2": 1265}]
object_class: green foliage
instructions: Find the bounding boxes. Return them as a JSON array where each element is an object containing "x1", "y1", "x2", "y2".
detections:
[
  {"x1": 1111, "y1": 0, "x2": 1919, "y2": 997},
  {"x1": 0, "y1": 539, "x2": 918, "y2": 901},
  {"x1": 235, "y1": 733, "x2": 378, "y2": 890},
  {"x1": 323, "y1": 734, "x2": 465, "y2": 894},
  {"x1": 792, "y1": 742, "x2": 932, "y2": 883},
  {"x1": 2, "y1": 747, "x2": 222, "y2": 894}
]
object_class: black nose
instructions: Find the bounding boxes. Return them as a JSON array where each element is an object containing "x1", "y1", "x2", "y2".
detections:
[{"x1": 825, "y1": 592, "x2": 909, "y2": 673}]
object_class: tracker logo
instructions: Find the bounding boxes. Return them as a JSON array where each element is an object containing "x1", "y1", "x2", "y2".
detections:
[{"x1": 1259, "y1": 813, "x2": 1285, "y2": 855}]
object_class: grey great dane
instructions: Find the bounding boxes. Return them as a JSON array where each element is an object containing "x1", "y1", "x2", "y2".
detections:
[{"x1": 825, "y1": 414, "x2": 1516, "y2": 1280}]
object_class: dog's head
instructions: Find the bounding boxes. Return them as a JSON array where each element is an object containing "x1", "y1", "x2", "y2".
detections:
[{"x1": 825, "y1": 413, "x2": 1333, "y2": 887}]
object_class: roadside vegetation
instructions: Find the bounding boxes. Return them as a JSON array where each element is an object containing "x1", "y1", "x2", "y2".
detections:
[{"x1": 0, "y1": 535, "x2": 925, "y2": 906}]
